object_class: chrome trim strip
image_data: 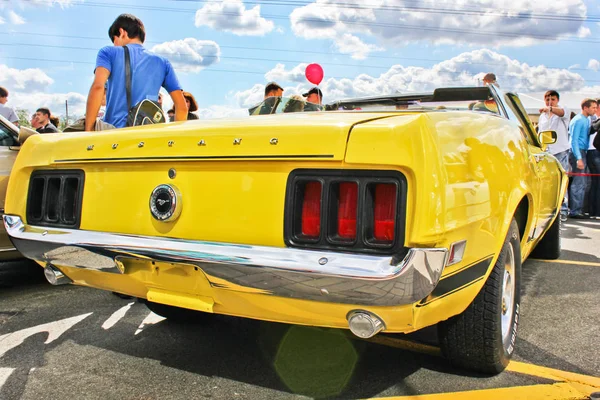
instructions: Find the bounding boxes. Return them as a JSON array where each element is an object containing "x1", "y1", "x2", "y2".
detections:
[{"x1": 4, "y1": 215, "x2": 448, "y2": 306}]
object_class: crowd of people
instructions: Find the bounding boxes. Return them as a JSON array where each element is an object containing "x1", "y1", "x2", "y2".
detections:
[{"x1": 537, "y1": 91, "x2": 600, "y2": 220}]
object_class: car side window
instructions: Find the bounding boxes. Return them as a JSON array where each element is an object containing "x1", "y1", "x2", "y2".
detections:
[
  {"x1": 0, "y1": 123, "x2": 18, "y2": 146},
  {"x1": 504, "y1": 94, "x2": 540, "y2": 147}
]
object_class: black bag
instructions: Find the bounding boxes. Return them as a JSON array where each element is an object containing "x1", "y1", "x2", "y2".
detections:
[
  {"x1": 594, "y1": 132, "x2": 600, "y2": 151},
  {"x1": 123, "y1": 46, "x2": 166, "y2": 127}
]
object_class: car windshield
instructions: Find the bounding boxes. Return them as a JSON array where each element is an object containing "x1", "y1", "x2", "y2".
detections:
[
  {"x1": 248, "y1": 87, "x2": 501, "y2": 116},
  {"x1": 248, "y1": 96, "x2": 324, "y2": 116}
]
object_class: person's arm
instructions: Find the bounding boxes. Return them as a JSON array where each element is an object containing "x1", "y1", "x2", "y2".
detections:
[
  {"x1": 170, "y1": 90, "x2": 187, "y2": 122},
  {"x1": 85, "y1": 67, "x2": 110, "y2": 131},
  {"x1": 550, "y1": 106, "x2": 565, "y2": 117},
  {"x1": 162, "y1": 60, "x2": 187, "y2": 121},
  {"x1": 8, "y1": 109, "x2": 19, "y2": 126},
  {"x1": 570, "y1": 119, "x2": 584, "y2": 169}
]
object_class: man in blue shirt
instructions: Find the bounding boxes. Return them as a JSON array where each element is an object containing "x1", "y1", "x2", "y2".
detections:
[
  {"x1": 568, "y1": 98, "x2": 597, "y2": 218},
  {"x1": 85, "y1": 14, "x2": 187, "y2": 131}
]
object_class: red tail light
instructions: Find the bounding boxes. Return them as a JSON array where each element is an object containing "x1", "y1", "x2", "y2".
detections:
[
  {"x1": 301, "y1": 181, "x2": 322, "y2": 238},
  {"x1": 374, "y1": 184, "x2": 397, "y2": 241},
  {"x1": 337, "y1": 182, "x2": 358, "y2": 239}
]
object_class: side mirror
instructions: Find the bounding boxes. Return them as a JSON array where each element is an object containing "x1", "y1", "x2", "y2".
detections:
[
  {"x1": 18, "y1": 126, "x2": 38, "y2": 145},
  {"x1": 538, "y1": 130, "x2": 557, "y2": 150}
]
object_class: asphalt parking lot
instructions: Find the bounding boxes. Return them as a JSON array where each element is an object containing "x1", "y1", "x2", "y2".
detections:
[{"x1": 0, "y1": 219, "x2": 599, "y2": 400}]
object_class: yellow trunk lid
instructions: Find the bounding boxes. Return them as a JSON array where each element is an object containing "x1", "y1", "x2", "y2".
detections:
[{"x1": 30, "y1": 113, "x2": 396, "y2": 165}]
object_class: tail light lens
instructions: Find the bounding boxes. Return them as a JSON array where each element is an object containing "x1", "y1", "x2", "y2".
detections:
[
  {"x1": 285, "y1": 170, "x2": 405, "y2": 255},
  {"x1": 337, "y1": 182, "x2": 358, "y2": 239},
  {"x1": 301, "y1": 181, "x2": 322, "y2": 238},
  {"x1": 373, "y1": 183, "x2": 397, "y2": 242}
]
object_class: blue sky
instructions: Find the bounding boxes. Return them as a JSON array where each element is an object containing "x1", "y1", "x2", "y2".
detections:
[{"x1": 1, "y1": 0, "x2": 600, "y2": 118}]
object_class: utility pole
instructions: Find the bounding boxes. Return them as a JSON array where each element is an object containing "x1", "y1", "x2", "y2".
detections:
[{"x1": 65, "y1": 100, "x2": 69, "y2": 124}]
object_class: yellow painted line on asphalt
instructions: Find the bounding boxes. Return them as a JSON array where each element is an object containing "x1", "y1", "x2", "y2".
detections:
[
  {"x1": 367, "y1": 336, "x2": 600, "y2": 390},
  {"x1": 369, "y1": 382, "x2": 596, "y2": 400},
  {"x1": 507, "y1": 360, "x2": 600, "y2": 388},
  {"x1": 530, "y1": 258, "x2": 600, "y2": 267}
]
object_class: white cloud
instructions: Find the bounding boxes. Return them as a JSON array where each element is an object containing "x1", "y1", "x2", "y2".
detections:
[
  {"x1": 151, "y1": 38, "x2": 221, "y2": 73},
  {"x1": 0, "y1": 64, "x2": 54, "y2": 92},
  {"x1": 234, "y1": 84, "x2": 266, "y2": 108},
  {"x1": 195, "y1": 105, "x2": 249, "y2": 119},
  {"x1": 588, "y1": 59, "x2": 600, "y2": 71},
  {"x1": 11, "y1": 91, "x2": 87, "y2": 117},
  {"x1": 195, "y1": 0, "x2": 274, "y2": 36},
  {"x1": 265, "y1": 63, "x2": 309, "y2": 83},
  {"x1": 577, "y1": 26, "x2": 591, "y2": 38},
  {"x1": 7, "y1": 10, "x2": 25, "y2": 25},
  {"x1": 0, "y1": 16, "x2": 5, "y2": 25},
  {"x1": 10, "y1": 0, "x2": 82, "y2": 7},
  {"x1": 235, "y1": 49, "x2": 585, "y2": 105},
  {"x1": 290, "y1": 0, "x2": 588, "y2": 52},
  {"x1": 568, "y1": 64, "x2": 581, "y2": 70},
  {"x1": 334, "y1": 34, "x2": 384, "y2": 60}
]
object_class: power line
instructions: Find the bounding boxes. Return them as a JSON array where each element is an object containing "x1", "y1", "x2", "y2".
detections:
[
  {"x1": 0, "y1": 55, "x2": 594, "y2": 84},
  {"x1": 184, "y1": 0, "x2": 597, "y2": 23},
  {"x1": 15, "y1": 0, "x2": 598, "y2": 45},
  {"x1": 1, "y1": 32, "x2": 598, "y2": 73}
]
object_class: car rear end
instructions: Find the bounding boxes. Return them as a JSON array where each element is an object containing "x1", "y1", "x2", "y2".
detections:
[{"x1": 4, "y1": 111, "x2": 480, "y2": 336}]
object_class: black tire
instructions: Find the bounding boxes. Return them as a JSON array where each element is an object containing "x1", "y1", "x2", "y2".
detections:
[
  {"x1": 438, "y1": 219, "x2": 521, "y2": 374},
  {"x1": 530, "y1": 214, "x2": 561, "y2": 260},
  {"x1": 144, "y1": 301, "x2": 211, "y2": 324}
]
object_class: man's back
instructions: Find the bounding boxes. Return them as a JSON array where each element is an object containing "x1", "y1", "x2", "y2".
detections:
[
  {"x1": 97, "y1": 44, "x2": 180, "y2": 128},
  {"x1": 0, "y1": 103, "x2": 18, "y2": 125}
]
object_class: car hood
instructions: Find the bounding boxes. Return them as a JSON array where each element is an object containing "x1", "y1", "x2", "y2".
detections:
[{"x1": 24, "y1": 112, "x2": 403, "y2": 165}]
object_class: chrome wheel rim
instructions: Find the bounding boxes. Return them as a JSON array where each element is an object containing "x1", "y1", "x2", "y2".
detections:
[{"x1": 501, "y1": 243, "x2": 516, "y2": 348}]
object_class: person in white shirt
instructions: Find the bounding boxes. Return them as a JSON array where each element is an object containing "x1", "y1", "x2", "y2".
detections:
[
  {"x1": 538, "y1": 90, "x2": 571, "y2": 220},
  {"x1": 0, "y1": 86, "x2": 19, "y2": 126}
]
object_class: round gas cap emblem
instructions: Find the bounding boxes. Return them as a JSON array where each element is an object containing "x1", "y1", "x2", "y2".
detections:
[{"x1": 149, "y1": 184, "x2": 182, "y2": 222}]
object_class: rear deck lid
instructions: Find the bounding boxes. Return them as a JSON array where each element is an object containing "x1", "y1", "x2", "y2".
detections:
[{"x1": 38, "y1": 112, "x2": 396, "y2": 165}]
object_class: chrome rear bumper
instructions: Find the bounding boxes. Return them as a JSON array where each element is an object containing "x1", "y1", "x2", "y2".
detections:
[{"x1": 4, "y1": 215, "x2": 447, "y2": 306}]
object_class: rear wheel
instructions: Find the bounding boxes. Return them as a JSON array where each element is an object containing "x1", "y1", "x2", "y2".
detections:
[
  {"x1": 530, "y1": 214, "x2": 561, "y2": 260},
  {"x1": 438, "y1": 219, "x2": 521, "y2": 374},
  {"x1": 144, "y1": 301, "x2": 211, "y2": 324}
]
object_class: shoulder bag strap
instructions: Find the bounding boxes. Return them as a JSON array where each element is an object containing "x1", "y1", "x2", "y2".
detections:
[{"x1": 123, "y1": 45, "x2": 132, "y2": 111}]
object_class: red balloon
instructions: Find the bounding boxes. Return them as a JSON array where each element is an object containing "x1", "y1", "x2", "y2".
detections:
[{"x1": 305, "y1": 63, "x2": 324, "y2": 85}]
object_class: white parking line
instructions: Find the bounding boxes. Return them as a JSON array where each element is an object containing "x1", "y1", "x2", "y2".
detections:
[
  {"x1": 0, "y1": 368, "x2": 15, "y2": 391},
  {"x1": 101, "y1": 302, "x2": 135, "y2": 330},
  {"x1": 134, "y1": 312, "x2": 166, "y2": 336},
  {"x1": 0, "y1": 313, "x2": 92, "y2": 358}
]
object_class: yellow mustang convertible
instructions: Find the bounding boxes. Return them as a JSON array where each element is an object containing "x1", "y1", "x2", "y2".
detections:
[{"x1": 4, "y1": 86, "x2": 566, "y2": 374}]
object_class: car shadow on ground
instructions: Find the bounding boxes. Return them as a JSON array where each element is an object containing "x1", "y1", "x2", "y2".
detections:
[
  {"x1": 0, "y1": 262, "x2": 557, "y2": 399},
  {"x1": 0, "y1": 260, "x2": 45, "y2": 289}
]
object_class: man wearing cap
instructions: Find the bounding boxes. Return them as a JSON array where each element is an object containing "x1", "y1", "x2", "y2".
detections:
[
  {"x1": 264, "y1": 82, "x2": 283, "y2": 99},
  {"x1": 303, "y1": 87, "x2": 323, "y2": 105}
]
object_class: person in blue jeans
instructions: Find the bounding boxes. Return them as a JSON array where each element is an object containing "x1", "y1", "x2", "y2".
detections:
[
  {"x1": 538, "y1": 90, "x2": 571, "y2": 220},
  {"x1": 569, "y1": 98, "x2": 597, "y2": 218},
  {"x1": 85, "y1": 14, "x2": 187, "y2": 131}
]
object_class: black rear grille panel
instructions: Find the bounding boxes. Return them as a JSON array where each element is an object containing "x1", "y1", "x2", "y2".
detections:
[
  {"x1": 26, "y1": 170, "x2": 84, "y2": 228},
  {"x1": 285, "y1": 169, "x2": 408, "y2": 255}
]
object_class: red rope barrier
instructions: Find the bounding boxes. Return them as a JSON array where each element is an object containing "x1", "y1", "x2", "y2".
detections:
[{"x1": 567, "y1": 172, "x2": 600, "y2": 177}]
